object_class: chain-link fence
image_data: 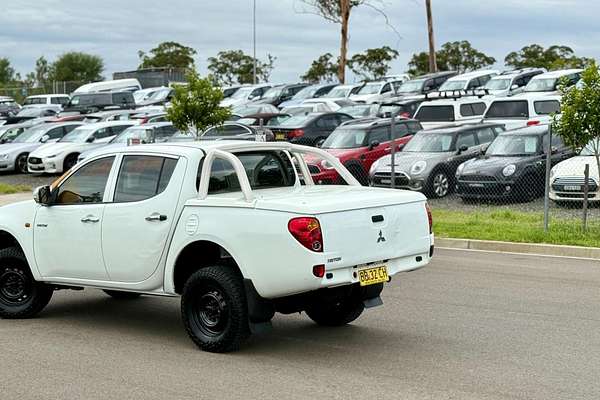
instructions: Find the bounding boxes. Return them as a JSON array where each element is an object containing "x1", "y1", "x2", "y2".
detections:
[{"x1": 0, "y1": 81, "x2": 87, "y2": 103}]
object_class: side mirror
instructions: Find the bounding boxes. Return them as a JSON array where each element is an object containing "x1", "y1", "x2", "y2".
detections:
[
  {"x1": 40, "y1": 134, "x2": 50, "y2": 143},
  {"x1": 397, "y1": 143, "x2": 405, "y2": 151},
  {"x1": 551, "y1": 146, "x2": 558, "y2": 154},
  {"x1": 368, "y1": 140, "x2": 380, "y2": 150},
  {"x1": 86, "y1": 136, "x2": 95, "y2": 143},
  {"x1": 510, "y1": 84, "x2": 519, "y2": 90},
  {"x1": 33, "y1": 185, "x2": 52, "y2": 205},
  {"x1": 458, "y1": 144, "x2": 469, "y2": 154}
]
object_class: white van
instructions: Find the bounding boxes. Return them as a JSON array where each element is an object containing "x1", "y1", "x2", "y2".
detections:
[
  {"x1": 73, "y1": 78, "x2": 142, "y2": 94},
  {"x1": 23, "y1": 94, "x2": 70, "y2": 108}
]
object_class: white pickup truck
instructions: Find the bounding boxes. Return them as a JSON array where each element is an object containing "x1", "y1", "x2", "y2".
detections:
[{"x1": 0, "y1": 141, "x2": 433, "y2": 352}]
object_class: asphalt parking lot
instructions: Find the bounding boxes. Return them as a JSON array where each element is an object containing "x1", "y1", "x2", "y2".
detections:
[{"x1": 1, "y1": 248, "x2": 598, "y2": 400}]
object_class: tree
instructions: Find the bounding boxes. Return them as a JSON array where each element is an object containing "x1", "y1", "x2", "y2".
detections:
[
  {"x1": 505, "y1": 44, "x2": 593, "y2": 71},
  {"x1": 48, "y1": 52, "x2": 104, "y2": 82},
  {"x1": 0, "y1": 58, "x2": 15, "y2": 84},
  {"x1": 300, "y1": 0, "x2": 372, "y2": 83},
  {"x1": 552, "y1": 63, "x2": 600, "y2": 199},
  {"x1": 207, "y1": 50, "x2": 275, "y2": 85},
  {"x1": 408, "y1": 40, "x2": 495, "y2": 76},
  {"x1": 138, "y1": 41, "x2": 197, "y2": 70},
  {"x1": 348, "y1": 46, "x2": 399, "y2": 80},
  {"x1": 35, "y1": 56, "x2": 49, "y2": 87},
  {"x1": 166, "y1": 70, "x2": 231, "y2": 137},
  {"x1": 301, "y1": 53, "x2": 339, "y2": 83}
]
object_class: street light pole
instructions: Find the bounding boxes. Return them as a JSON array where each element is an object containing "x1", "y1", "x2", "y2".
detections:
[
  {"x1": 425, "y1": 0, "x2": 437, "y2": 73},
  {"x1": 253, "y1": 0, "x2": 257, "y2": 84}
]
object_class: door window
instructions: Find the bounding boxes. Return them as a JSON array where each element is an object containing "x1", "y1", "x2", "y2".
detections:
[
  {"x1": 369, "y1": 127, "x2": 390, "y2": 144},
  {"x1": 54, "y1": 157, "x2": 114, "y2": 204},
  {"x1": 455, "y1": 132, "x2": 477, "y2": 149},
  {"x1": 315, "y1": 115, "x2": 339, "y2": 129},
  {"x1": 93, "y1": 127, "x2": 111, "y2": 139},
  {"x1": 381, "y1": 83, "x2": 392, "y2": 94},
  {"x1": 475, "y1": 127, "x2": 495, "y2": 144},
  {"x1": 114, "y1": 156, "x2": 178, "y2": 202},
  {"x1": 109, "y1": 125, "x2": 131, "y2": 136},
  {"x1": 46, "y1": 127, "x2": 65, "y2": 140},
  {"x1": 393, "y1": 123, "x2": 410, "y2": 138}
]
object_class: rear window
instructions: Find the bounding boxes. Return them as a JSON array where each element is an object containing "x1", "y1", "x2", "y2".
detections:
[
  {"x1": 415, "y1": 105, "x2": 455, "y2": 122},
  {"x1": 534, "y1": 100, "x2": 560, "y2": 115},
  {"x1": 198, "y1": 151, "x2": 296, "y2": 193},
  {"x1": 460, "y1": 102, "x2": 486, "y2": 117},
  {"x1": 485, "y1": 101, "x2": 529, "y2": 119}
]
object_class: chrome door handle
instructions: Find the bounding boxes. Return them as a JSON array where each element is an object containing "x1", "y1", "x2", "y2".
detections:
[
  {"x1": 81, "y1": 215, "x2": 100, "y2": 223},
  {"x1": 145, "y1": 213, "x2": 167, "y2": 222}
]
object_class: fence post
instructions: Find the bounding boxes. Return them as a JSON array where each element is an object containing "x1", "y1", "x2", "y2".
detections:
[
  {"x1": 543, "y1": 125, "x2": 553, "y2": 232},
  {"x1": 390, "y1": 115, "x2": 396, "y2": 189},
  {"x1": 583, "y1": 163, "x2": 589, "y2": 232}
]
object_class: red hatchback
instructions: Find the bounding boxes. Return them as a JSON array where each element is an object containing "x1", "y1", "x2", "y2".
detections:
[{"x1": 305, "y1": 118, "x2": 423, "y2": 185}]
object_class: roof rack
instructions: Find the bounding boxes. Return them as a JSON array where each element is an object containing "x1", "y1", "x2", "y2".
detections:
[
  {"x1": 425, "y1": 88, "x2": 489, "y2": 100},
  {"x1": 500, "y1": 67, "x2": 546, "y2": 75}
]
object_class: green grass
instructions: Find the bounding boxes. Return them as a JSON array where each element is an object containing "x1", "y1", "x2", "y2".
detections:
[
  {"x1": 433, "y1": 209, "x2": 600, "y2": 248},
  {"x1": 0, "y1": 183, "x2": 31, "y2": 195}
]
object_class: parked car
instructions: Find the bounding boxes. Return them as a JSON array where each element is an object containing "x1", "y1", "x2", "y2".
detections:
[
  {"x1": 0, "y1": 96, "x2": 21, "y2": 118},
  {"x1": 483, "y1": 68, "x2": 546, "y2": 97},
  {"x1": 8, "y1": 106, "x2": 59, "y2": 123},
  {"x1": 305, "y1": 118, "x2": 423, "y2": 185},
  {"x1": 322, "y1": 83, "x2": 363, "y2": 99},
  {"x1": 0, "y1": 122, "x2": 82, "y2": 173},
  {"x1": 82, "y1": 110, "x2": 140, "y2": 123},
  {"x1": 482, "y1": 94, "x2": 561, "y2": 130},
  {"x1": 250, "y1": 83, "x2": 309, "y2": 107},
  {"x1": 130, "y1": 110, "x2": 168, "y2": 124},
  {"x1": 63, "y1": 91, "x2": 136, "y2": 114},
  {"x1": 22, "y1": 94, "x2": 70, "y2": 108},
  {"x1": 0, "y1": 141, "x2": 433, "y2": 352},
  {"x1": 349, "y1": 79, "x2": 404, "y2": 104},
  {"x1": 268, "y1": 112, "x2": 353, "y2": 146},
  {"x1": 200, "y1": 122, "x2": 274, "y2": 142},
  {"x1": 437, "y1": 70, "x2": 499, "y2": 92},
  {"x1": 235, "y1": 113, "x2": 291, "y2": 126},
  {"x1": 370, "y1": 123, "x2": 505, "y2": 198},
  {"x1": 133, "y1": 87, "x2": 172, "y2": 106},
  {"x1": 549, "y1": 139, "x2": 600, "y2": 204},
  {"x1": 521, "y1": 69, "x2": 582, "y2": 95},
  {"x1": 278, "y1": 83, "x2": 337, "y2": 108},
  {"x1": 456, "y1": 125, "x2": 574, "y2": 201},
  {"x1": 73, "y1": 78, "x2": 142, "y2": 94},
  {"x1": 395, "y1": 71, "x2": 458, "y2": 98},
  {"x1": 28, "y1": 121, "x2": 136, "y2": 173},
  {"x1": 220, "y1": 84, "x2": 272, "y2": 108},
  {"x1": 414, "y1": 97, "x2": 489, "y2": 129}
]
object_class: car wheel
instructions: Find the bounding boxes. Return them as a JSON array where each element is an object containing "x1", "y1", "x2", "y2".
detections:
[
  {"x1": 102, "y1": 290, "x2": 142, "y2": 300},
  {"x1": 306, "y1": 294, "x2": 364, "y2": 327},
  {"x1": 0, "y1": 247, "x2": 53, "y2": 319},
  {"x1": 15, "y1": 153, "x2": 28, "y2": 174},
  {"x1": 63, "y1": 154, "x2": 78, "y2": 172},
  {"x1": 345, "y1": 163, "x2": 368, "y2": 186},
  {"x1": 428, "y1": 171, "x2": 451, "y2": 198},
  {"x1": 181, "y1": 266, "x2": 249, "y2": 353}
]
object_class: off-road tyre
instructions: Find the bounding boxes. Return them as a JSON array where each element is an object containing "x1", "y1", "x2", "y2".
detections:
[
  {"x1": 0, "y1": 247, "x2": 53, "y2": 319},
  {"x1": 181, "y1": 266, "x2": 250, "y2": 353}
]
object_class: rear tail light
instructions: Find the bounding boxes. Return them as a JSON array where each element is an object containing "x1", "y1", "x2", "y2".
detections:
[
  {"x1": 288, "y1": 129, "x2": 305, "y2": 139},
  {"x1": 526, "y1": 120, "x2": 540, "y2": 126},
  {"x1": 288, "y1": 217, "x2": 323, "y2": 252},
  {"x1": 312, "y1": 264, "x2": 325, "y2": 278},
  {"x1": 425, "y1": 203, "x2": 432, "y2": 234},
  {"x1": 399, "y1": 112, "x2": 410, "y2": 119}
]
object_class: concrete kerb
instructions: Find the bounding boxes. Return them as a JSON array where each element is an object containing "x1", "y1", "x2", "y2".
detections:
[{"x1": 436, "y1": 237, "x2": 600, "y2": 261}]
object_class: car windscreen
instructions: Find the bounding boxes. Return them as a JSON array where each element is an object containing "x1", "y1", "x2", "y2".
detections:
[
  {"x1": 486, "y1": 135, "x2": 540, "y2": 156},
  {"x1": 581, "y1": 139, "x2": 600, "y2": 156},
  {"x1": 12, "y1": 126, "x2": 47, "y2": 143},
  {"x1": 533, "y1": 100, "x2": 560, "y2": 115},
  {"x1": 291, "y1": 86, "x2": 318, "y2": 100},
  {"x1": 230, "y1": 87, "x2": 253, "y2": 99},
  {"x1": 524, "y1": 78, "x2": 557, "y2": 92},
  {"x1": 357, "y1": 83, "x2": 381, "y2": 95},
  {"x1": 338, "y1": 105, "x2": 377, "y2": 118},
  {"x1": 16, "y1": 108, "x2": 45, "y2": 117},
  {"x1": 321, "y1": 128, "x2": 368, "y2": 149},
  {"x1": 415, "y1": 105, "x2": 455, "y2": 122},
  {"x1": 276, "y1": 114, "x2": 312, "y2": 127},
  {"x1": 403, "y1": 132, "x2": 454, "y2": 152},
  {"x1": 261, "y1": 86, "x2": 284, "y2": 99},
  {"x1": 324, "y1": 87, "x2": 351, "y2": 98},
  {"x1": 60, "y1": 127, "x2": 94, "y2": 143},
  {"x1": 397, "y1": 79, "x2": 425, "y2": 93},
  {"x1": 201, "y1": 151, "x2": 296, "y2": 193},
  {"x1": 112, "y1": 127, "x2": 152, "y2": 143},
  {"x1": 485, "y1": 101, "x2": 529, "y2": 119},
  {"x1": 484, "y1": 78, "x2": 511, "y2": 90},
  {"x1": 438, "y1": 80, "x2": 466, "y2": 91}
]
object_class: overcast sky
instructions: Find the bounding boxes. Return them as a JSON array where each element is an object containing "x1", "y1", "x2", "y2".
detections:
[{"x1": 1, "y1": 0, "x2": 598, "y2": 83}]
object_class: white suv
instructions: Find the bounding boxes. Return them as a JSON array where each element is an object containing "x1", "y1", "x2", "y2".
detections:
[
  {"x1": 483, "y1": 68, "x2": 546, "y2": 97},
  {"x1": 350, "y1": 79, "x2": 405, "y2": 104},
  {"x1": 414, "y1": 97, "x2": 489, "y2": 129},
  {"x1": 482, "y1": 94, "x2": 561, "y2": 130},
  {"x1": 22, "y1": 94, "x2": 70, "y2": 108},
  {"x1": 437, "y1": 70, "x2": 499, "y2": 92}
]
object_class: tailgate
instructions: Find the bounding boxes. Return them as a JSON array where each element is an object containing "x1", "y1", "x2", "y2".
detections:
[{"x1": 318, "y1": 200, "x2": 431, "y2": 269}]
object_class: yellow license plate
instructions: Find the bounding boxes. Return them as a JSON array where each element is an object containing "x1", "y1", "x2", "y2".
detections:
[
  {"x1": 275, "y1": 133, "x2": 285, "y2": 141},
  {"x1": 358, "y1": 265, "x2": 388, "y2": 286}
]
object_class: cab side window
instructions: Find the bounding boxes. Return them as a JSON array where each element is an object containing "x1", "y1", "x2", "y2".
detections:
[
  {"x1": 114, "y1": 156, "x2": 178, "y2": 202},
  {"x1": 381, "y1": 83, "x2": 392, "y2": 94},
  {"x1": 369, "y1": 126, "x2": 390, "y2": 144},
  {"x1": 46, "y1": 127, "x2": 65, "y2": 140},
  {"x1": 456, "y1": 132, "x2": 477, "y2": 149},
  {"x1": 55, "y1": 157, "x2": 115, "y2": 204}
]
